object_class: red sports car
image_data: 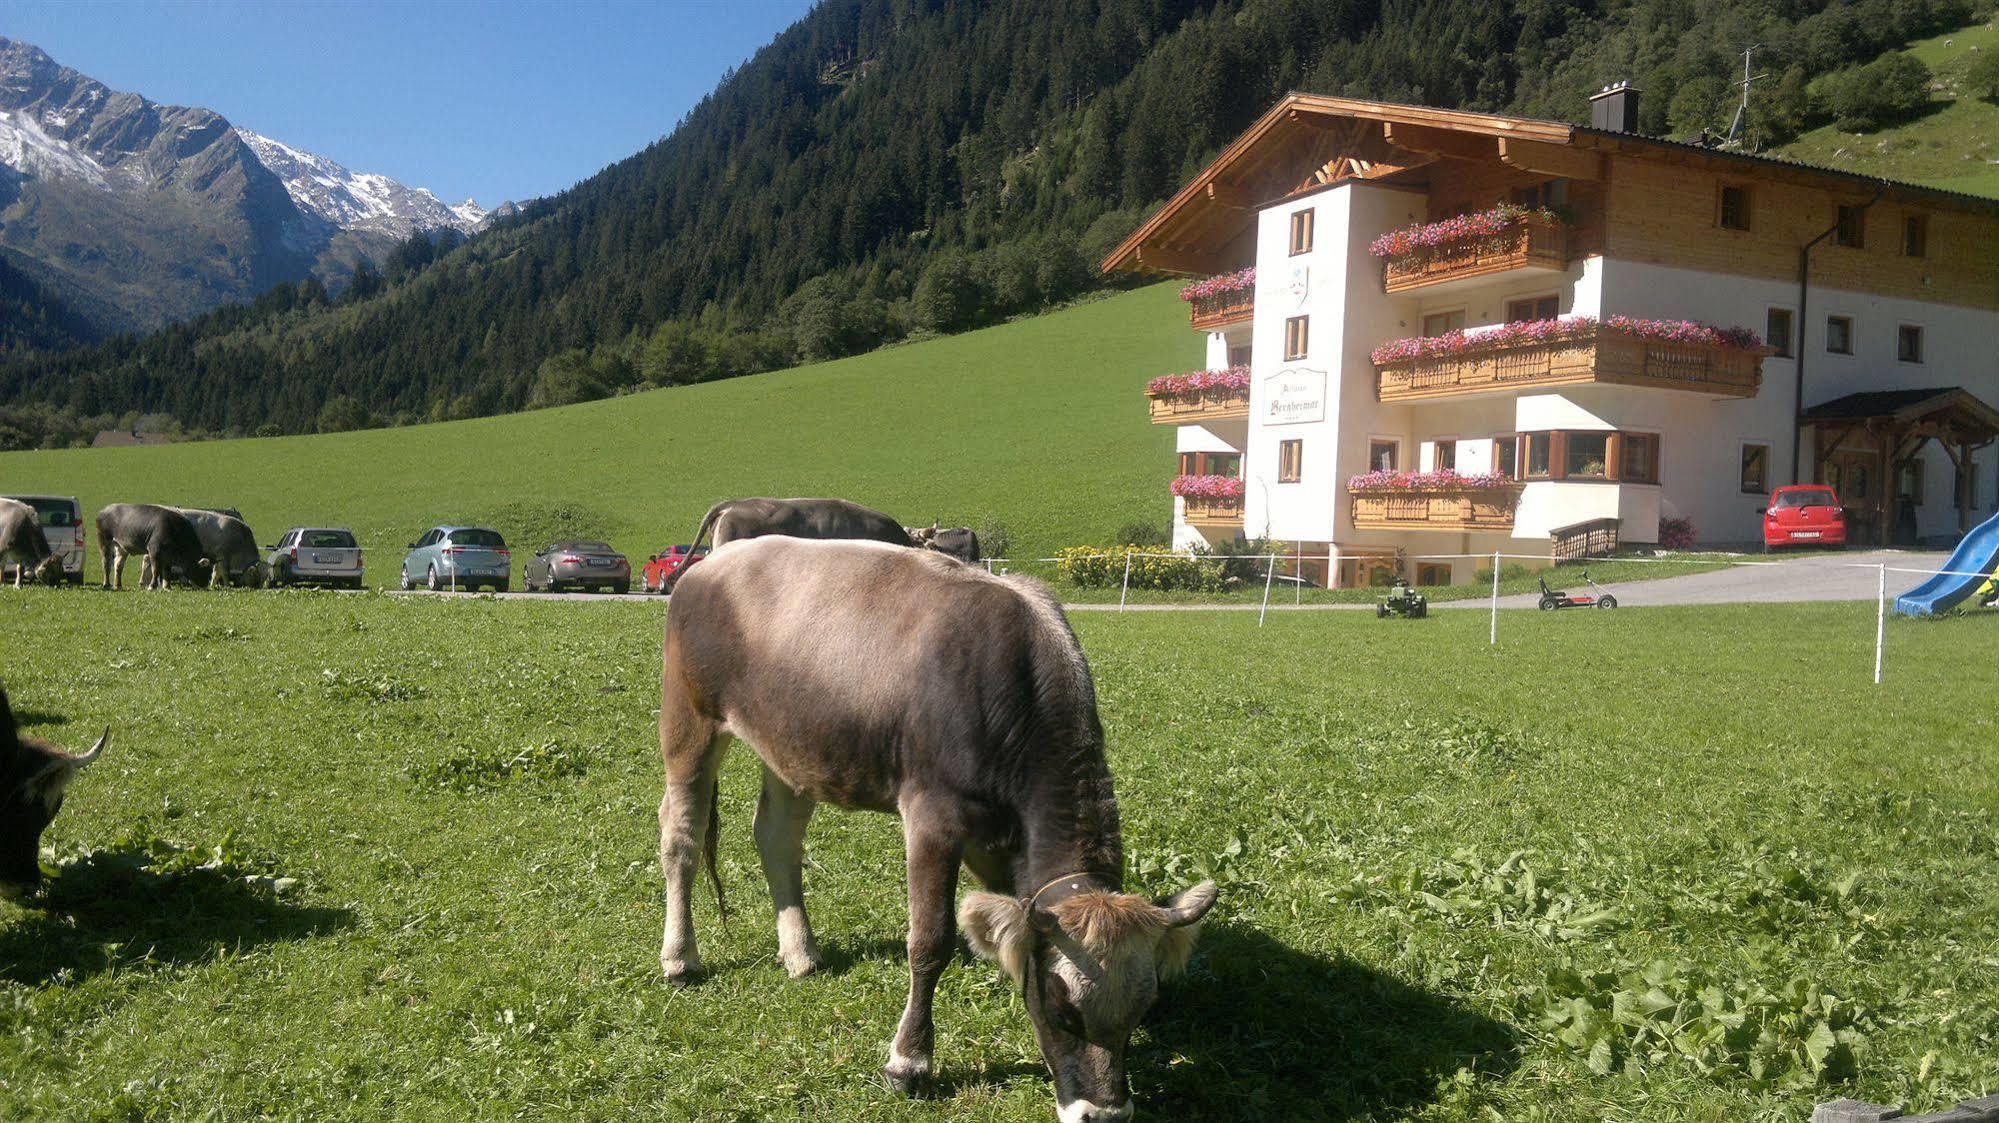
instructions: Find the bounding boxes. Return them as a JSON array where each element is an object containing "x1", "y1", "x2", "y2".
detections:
[
  {"x1": 641, "y1": 545, "x2": 710, "y2": 593},
  {"x1": 1762, "y1": 485, "x2": 1848, "y2": 549}
]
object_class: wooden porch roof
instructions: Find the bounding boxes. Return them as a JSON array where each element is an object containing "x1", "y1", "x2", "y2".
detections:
[
  {"x1": 1101, "y1": 93, "x2": 1999, "y2": 277},
  {"x1": 1801, "y1": 387, "x2": 1999, "y2": 445}
]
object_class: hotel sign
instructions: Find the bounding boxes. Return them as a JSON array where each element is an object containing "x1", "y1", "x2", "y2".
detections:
[{"x1": 1264, "y1": 367, "x2": 1326, "y2": 425}]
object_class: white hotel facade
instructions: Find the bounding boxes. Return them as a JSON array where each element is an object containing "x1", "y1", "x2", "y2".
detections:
[{"x1": 1106, "y1": 91, "x2": 1999, "y2": 587}]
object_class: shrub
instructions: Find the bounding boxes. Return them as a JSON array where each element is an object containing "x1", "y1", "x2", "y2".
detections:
[
  {"x1": 1967, "y1": 49, "x2": 1999, "y2": 101},
  {"x1": 1114, "y1": 521, "x2": 1170, "y2": 547},
  {"x1": 1815, "y1": 52, "x2": 1933, "y2": 131},
  {"x1": 1053, "y1": 546, "x2": 1222, "y2": 591},
  {"x1": 1658, "y1": 516, "x2": 1697, "y2": 549}
]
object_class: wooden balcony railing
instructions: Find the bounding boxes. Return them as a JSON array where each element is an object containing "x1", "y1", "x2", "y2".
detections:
[
  {"x1": 1349, "y1": 485, "x2": 1522, "y2": 531},
  {"x1": 1550, "y1": 517, "x2": 1620, "y2": 562},
  {"x1": 1188, "y1": 290, "x2": 1254, "y2": 331},
  {"x1": 1148, "y1": 386, "x2": 1251, "y2": 425},
  {"x1": 1376, "y1": 328, "x2": 1763, "y2": 403},
  {"x1": 1181, "y1": 496, "x2": 1246, "y2": 527},
  {"x1": 1383, "y1": 214, "x2": 1568, "y2": 293}
]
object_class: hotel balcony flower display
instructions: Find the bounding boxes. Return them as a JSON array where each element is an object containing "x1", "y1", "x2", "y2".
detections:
[
  {"x1": 1145, "y1": 366, "x2": 1251, "y2": 423},
  {"x1": 1179, "y1": 268, "x2": 1255, "y2": 329},
  {"x1": 1171, "y1": 473, "x2": 1246, "y2": 524},
  {"x1": 1371, "y1": 316, "x2": 1765, "y2": 401},
  {"x1": 1370, "y1": 204, "x2": 1570, "y2": 292},
  {"x1": 1346, "y1": 469, "x2": 1522, "y2": 531}
]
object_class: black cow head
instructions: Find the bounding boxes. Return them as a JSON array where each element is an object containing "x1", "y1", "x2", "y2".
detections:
[{"x1": 1, "y1": 689, "x2": 108, "y2": 895}]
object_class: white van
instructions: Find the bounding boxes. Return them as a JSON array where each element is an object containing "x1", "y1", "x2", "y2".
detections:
[{"x1": 0, "y1": 495, "x2": 86, "y2": 583}]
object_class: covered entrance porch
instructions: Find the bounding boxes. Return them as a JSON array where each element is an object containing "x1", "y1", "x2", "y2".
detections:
[{"x1": 1801, "y1": 388, "x2": 1999, "y2": 547}]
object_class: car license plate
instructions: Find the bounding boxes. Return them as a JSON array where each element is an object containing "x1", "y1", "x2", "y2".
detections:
[
  {"x1": 313, "y1": 553, "x2": 343, "y2": 564},
  {"x1": 587, "y1": 558, "x2": 611, "y2": 567},
  {"x1": 1792, "y1": 531, "x2": 1821, "y2": 539}
]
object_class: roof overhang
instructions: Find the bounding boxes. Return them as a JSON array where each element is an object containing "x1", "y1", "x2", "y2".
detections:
[{"x1": 1801, "y1": 387, "x2": 1999, "y2": 445}]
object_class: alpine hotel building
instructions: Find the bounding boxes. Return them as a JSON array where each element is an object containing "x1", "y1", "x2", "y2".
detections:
[{"x1": 1104, "y1": 88, "x2": 1999, "y2": 588}]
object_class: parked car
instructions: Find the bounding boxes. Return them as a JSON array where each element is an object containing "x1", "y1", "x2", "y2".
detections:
[
  {"x1": 524, "y1": 540, "x2": 631, "y2": 593},
  {"x1": 268, "y1": 528, "x2": 365, "y2": 588},
  {"x1": 401, "y1": 526, "x2": 511, "y2": 592},
  {"x1": 0, "y1": 494, "x2": 85, "y2": 583},
  {"x1": 1761, "y1": 485, "x2": 1848, "y2": 550},
  {"x1": 641, "y1": 545, "x2": 709, "y2": 594}
]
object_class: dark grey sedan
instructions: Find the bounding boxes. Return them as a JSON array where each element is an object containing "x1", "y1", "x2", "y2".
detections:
[{"x1": 523, "y1": 540, "x2": 630, "y2": 593}]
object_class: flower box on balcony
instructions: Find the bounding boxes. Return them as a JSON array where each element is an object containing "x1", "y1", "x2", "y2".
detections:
[
  {"x1": 1172, "y1": 474, "x2": 1246, "y2": 525},
  {"x1": 1180, "y1": 268, "x2": 1255, "y2": 331},
  {"x1": 1375, "y1": 207, "x2": 1569, "y2": 293},
  {"x1": 1372, "y1": 316, "x2": 1765, "y2": 403},
  {"x1": 1146, "y1": 366, "x2": 1251, "y2": 424},
  {"x1": 1347, "y1": 471, "x2": 1523, "y2": 532}
]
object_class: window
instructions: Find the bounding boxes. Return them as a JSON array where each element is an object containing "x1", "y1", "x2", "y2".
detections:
[
  {"x1": 1826, "y1": 316, "x2": 1853, "y2": 355},
  {"x1": 1740, "y1": 444, "x2": 1771, "y2": 494},
  {"x1": 1494, "y1": 434, "x2": 1517, "y2": 477},
  {"x1": 1368, "y1": 439, "x2": 1399, "y2": 471},
  {"x1": 1835, "y1": 204, "x2": 1865, "y2": 248},
  {"x1": 1619, "y1": 432, "x2": 1660, "y2": 485},
  {"x1": 1903, "y1": 214, "x2": 1927, "y2": 258},
  {"x1": 1565, "y1": 432, "x2": 1610, "y2": 478},
  {"x1": 1277, "y1": 439, "x2": 1303, "y2": 483},
  {"x1": 1766, "y1": 308, "x2": 1794, "y2": 358},
  {"x1": 1718, "y1": 185, "x2": 1751, "y2": 231},
  {"x1": 1522, "y1": 433, "x2": 1552, "y2": 478},
  {"x1": 1416, "y1": 562, "x2": 1452, "y2": 587},
  {"x1": 1433, "y1": 439, "x2": 1457, "y2": 472},
  {"x1": 1289, "y1": 208, "x2": 1315, "y2": 255},
  {"x1": 1284, "y1": 316, "x2": 1309, "y2": 360},
  {"x1": 1227, "y1": 342, "x2": 1252, "y2": 368},
  {"x1": 1510, "y1": 180, "x2": 1566, "y2": 209},
  {"x1": 1506, "y1": 295, "x2": 1560, "y2": 322},
  {"x1": 1421, "y1": 309, "x2": 1466, "y2": 336},
  {"x1": 1897, "y1": 324, "x2": 1924, "y2": 363},
  {"x1": 1178, "y1": 451, "x2": 1240, "y2": 477},
  {"x1": 1897, "y1": 460, "x2": 1925, "y2": 506}
]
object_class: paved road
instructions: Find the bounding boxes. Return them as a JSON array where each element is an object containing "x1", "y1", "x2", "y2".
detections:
[{"x1": 385, "y1": 550, "x2": 1954, "y2": 611}]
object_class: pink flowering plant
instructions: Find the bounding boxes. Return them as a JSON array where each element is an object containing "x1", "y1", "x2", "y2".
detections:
[
  {"x1": 1178, "y1": 268, "x2": 1256, "y2": 303},
  {"x1": 1146, "y1": 365, "x2": 1251, "y2": 399},
  {"x1": 1367, "y1": 203, "x2": 1561, "y2": 259},
  {"x1": 1170, "y1": 474, "x2": 1247, "y2": 501},
  {"x1": 1370, "y1": 316, "x2": 1762, "y2": 367},
  {"x1": 1347, "y1": 469, "x2": 1517, "y2": 491}
]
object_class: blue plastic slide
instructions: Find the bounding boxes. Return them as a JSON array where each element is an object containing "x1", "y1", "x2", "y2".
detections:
[{"x1": 1894, "y1": 509, "x2": 1999, "y2": 616}]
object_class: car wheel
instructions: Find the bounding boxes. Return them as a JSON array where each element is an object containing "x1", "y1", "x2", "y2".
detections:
[
  {"x1": 1597, "y1": 595, "x2": 1617, "y2": 610},
  {"x1": 612, "y1": 581, "x2": 629, "y2": 595},
  {"x1": 427, "y1": 565, "x2": 441, "y2": 592},
  {"x1": 494, "y1": 581, "x2": 510, "y2": 594}
]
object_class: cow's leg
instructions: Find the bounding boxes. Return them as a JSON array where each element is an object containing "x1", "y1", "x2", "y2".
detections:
[
  {"x1": 139, "y1": 550, "x2": 155, "y2": 590},
  {"x1": 885, "y1": 800, "x2": 963, "y2": 1097},
  {"x1": 658, "y1": 703, "x2": 725, "y2": 986},
  {"x1": 754, "y1": 767, "x2": 821, "y2": 978},
  {"x1": 103, "y1": 543, "x2": 118, "y2": 589}
]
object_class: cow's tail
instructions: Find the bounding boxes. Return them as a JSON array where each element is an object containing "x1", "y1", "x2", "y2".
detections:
[
  {"x1": 673, "y1": 500, "x2": 731, "y2": 586},
  {"x1": 705, "y1": 776, "x2": 728, "y2": 925}
]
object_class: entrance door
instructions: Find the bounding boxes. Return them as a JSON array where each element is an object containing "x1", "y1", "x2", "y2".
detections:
[{"x1": 1825, "y1": 450, "x2": 1880, "y2": 545}]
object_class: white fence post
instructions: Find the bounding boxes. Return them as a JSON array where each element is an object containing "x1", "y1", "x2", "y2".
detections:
[
  {"x1": 1258, "y1": 553, "x2": 1277, "y2": 627},
  {"x1": 1874, "y1": 563, "x2": 1887, "y2": 684},
  {"x1": 1294, "y1": 551, "x2": 1302, "y2": 606},
  {"x1": 1118, "y1": 552, "x2": 1133, "y2": 612},
  {"x1": 1489, "y1": 549, "x2": 1501, "y2": 646}
]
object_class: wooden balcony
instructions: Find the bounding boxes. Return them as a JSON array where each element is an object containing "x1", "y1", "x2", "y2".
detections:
[
  {"x1": 1349, "y1": 485, "x2": 1522, "y2": 532},
  {"x1": 1181, "y1": 496, "x2": 1246, "y2": 528},
  {"x1": 1188, "y1": 290, "x2": 1254, "y2": 331},
  {"x1": 1376, "y1": 328, "x2": 1763, "y2": 404},
  {"x1": 1148, "y1": 387, "x2": 1251, "y2": 425},
  {"x1": 1383, "y1": 215, "x2": 1568, "y2": 294}
]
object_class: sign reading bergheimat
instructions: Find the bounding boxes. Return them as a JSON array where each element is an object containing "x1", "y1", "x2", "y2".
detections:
[{"x1": 1264, "y1": 367, "x2": 1326, "y2": 425}]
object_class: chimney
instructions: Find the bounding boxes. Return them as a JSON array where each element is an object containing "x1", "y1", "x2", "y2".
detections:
[{"x1": 1589, "y1": 82, "x2": 1641, "y2": 133}]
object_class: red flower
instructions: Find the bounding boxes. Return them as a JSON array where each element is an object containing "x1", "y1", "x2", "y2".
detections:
[{"x1": 1178, "y1": 268, "x2": 1256, "y2": 303}]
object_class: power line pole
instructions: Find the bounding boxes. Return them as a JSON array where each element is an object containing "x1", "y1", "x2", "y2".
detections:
[{"x1": 1724, "y1": 45, "x2": 1769, "y2": 149}]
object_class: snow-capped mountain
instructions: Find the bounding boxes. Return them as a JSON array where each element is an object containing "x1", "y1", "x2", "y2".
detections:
[
  {"x1": 0, "y1": 35, "x2": 484, "y2": 333},
  {"x1": 236, "y1": 129, "x2": 486, "y2": 239}
]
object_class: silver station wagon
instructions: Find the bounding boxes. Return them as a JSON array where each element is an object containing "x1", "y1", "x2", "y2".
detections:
[
  {"x1": 268, "y1": 527, "x2": 365, "y2": 589},
  {"x1": 401, "y1": 526, "x2": 511, "y2": 593}
]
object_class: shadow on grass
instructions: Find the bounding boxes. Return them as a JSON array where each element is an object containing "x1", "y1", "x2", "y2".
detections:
[
  {"x1": 1133, "y1": 926, "x2": 1518, "y2": 1121},
  {"x1": 0, "y1": 846, "x2": 353, "y2": 986}
]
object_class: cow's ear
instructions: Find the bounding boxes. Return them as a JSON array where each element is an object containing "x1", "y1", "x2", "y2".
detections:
[
  {"x1": 1154, "y1": 881, "x2": 1217, "y2": 981},
  {"x1": 959, "y1": 892, "x2": 1033, "y2": 984}
]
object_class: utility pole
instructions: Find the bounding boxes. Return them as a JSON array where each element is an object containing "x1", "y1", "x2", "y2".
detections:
[{"x1": 1724, "y1": 45, "x2": 1768, "y2": 149}]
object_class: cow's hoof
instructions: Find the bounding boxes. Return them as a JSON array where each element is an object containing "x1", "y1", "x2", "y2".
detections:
[
  {"x1": 662, "y1": 958, "x2": 704, "y2": 987},
  {"x1": 882, "y1": 1056, "x2": 935, "y2": 1098},
  {"x1": 782, "y1": 951, "x2": 824, "y2": 979}
]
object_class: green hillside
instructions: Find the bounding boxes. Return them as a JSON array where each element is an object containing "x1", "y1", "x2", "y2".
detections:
[
  {"x1": 0, "y1": 286, "x2": 1189, "y2": 576},
  {"x1": 1778, "y1": 18, "x2": 1999, "y2": 198}
]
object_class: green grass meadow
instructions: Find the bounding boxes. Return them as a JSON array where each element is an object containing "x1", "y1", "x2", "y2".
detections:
[
  {"x1": 3, "y1": 588, "x2": 1995, "y2": 1121},
  {"x1": 0, "y1": 286, "x2": 1190, "y2": 575}
]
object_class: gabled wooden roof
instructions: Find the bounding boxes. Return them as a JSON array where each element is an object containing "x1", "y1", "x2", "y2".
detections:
[
  {"x1": 1101, "y1": 93, "x2": 1999, "y2": 277},
  {"x1": 1801, "y1": 387, "x2": 1999, "y2": 443}
]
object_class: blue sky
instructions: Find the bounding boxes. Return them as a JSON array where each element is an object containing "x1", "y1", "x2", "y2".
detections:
[{"x1": 1, "y1": 0, "x2": 816, "y2": 206}]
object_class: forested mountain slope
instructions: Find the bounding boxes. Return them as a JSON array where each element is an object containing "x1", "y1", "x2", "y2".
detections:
[{"x1": 0, "y1": 0, "x2": 1984, "y2": 446}]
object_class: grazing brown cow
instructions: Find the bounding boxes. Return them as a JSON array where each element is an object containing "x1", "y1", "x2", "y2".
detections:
[
  {"x1": 0, "y1": 688, "x2": 108, "y2": 894},
  {"x1": 0, "y1": 499, "x2": 64, "y2": 588},
  {"x1": 658, "y1": 537, "x2": 1214, "y2": 1122},
  {"x1": 94, "y1": 503, "x2": 204, "y2": 590}
]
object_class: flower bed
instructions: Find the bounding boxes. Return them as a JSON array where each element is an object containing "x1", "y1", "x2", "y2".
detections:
[
  {"x1": 1346, "y1": 469, "x2": 1516, "y2": 491},
  {"x1": 1178, "y1": 268, "x2": 1255, "y2": 302},
  {"x1": 1368, "y1": 204, "x2": 1560, "y2": 259},
  {"x1": 1146, "y1": 366, "x2": 1250, "y2": 400},
  {"x1": 1370, "y1": 316, "x2": 1761, "y2": 367},
  {"x1": 1170, "y1": 474, "x2": 1246, "y2": 500}
]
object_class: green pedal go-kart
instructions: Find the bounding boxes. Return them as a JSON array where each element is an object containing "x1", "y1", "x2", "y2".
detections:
[{"x1": 1376, "y1": 580, "x2": 1428, "y2": 619}]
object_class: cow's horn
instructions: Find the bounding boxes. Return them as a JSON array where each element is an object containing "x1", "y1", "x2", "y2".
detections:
[
  {"x1": 1027, "y1": 904, "x2": 1060, "y2": 935},
  {"x1": 72, "y1": 728, "x2": 110, "y2": 768}
]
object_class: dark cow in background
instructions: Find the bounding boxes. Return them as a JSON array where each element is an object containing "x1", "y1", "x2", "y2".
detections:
[
  {"x1": 95, "y1": 503, "x2": 205, "y2": 590},
  {"x1": 670, "y1": 497, "x2": 915, "y2": 586},
  {"x1": 173, "y1": 508, "x2": 266, "y2": 587},
  {"x1": 908, "y1": 523, "x2": 982, "y2": 563},
  {"x1": 0, "y1": 688, "x2": 108, "y2": 895},
  {"x1": 0, "y1": 498, "x2": 64, "y2": 588},
  {"x1": 658, "y1": 537, "x2": 1214, "y2": 1122}
]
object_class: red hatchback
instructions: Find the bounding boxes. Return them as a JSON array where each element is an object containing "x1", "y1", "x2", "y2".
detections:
[
  {"x1": 641, "y1": 545, "x2": 710, "y2": 593},
  {"x1": 1762, "y1": 485, "x2": 1848, "y2": 549}
]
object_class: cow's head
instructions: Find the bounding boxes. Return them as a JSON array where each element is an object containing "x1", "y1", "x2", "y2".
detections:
[
  {"x1": 961, "y1": 879, "x2": 1217, "y2": 1122},
  {"x1": 0, "y1": 689, "x2": 108, "y2": 895},
  {"x1": 31, "y1": 555, "x2": 64, "y2": 586}
]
